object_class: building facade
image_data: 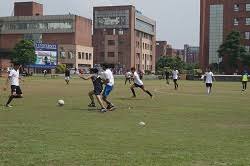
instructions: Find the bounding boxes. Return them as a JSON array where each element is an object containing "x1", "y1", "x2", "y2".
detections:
[
  {"x1": 93, "y1": 5, "x2": 156, "y2": 72},
  {"x1": 200, "y1": 0, "x2": 250, "y2": 70},
  {"x1": 0, "y1": 1, "x2": 93, "y2": 69},
  {"x1": 184, "y1": 44, "x2": 199, "y2": 64}
]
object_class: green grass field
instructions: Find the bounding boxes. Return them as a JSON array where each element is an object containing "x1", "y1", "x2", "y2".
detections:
[{"x1": 0, "y1": 77, "x2": 250, "y2": 166}]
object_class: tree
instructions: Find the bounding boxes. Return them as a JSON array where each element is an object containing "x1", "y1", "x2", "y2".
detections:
[
  {"x1": 217, "y1": 30, "x2": 247, "y2": 71},
  {"x1": 156, "y1": 56, "x2": 186, "y2": 72},
  {"x1": 11, "y1": 40, "x2": 36, "y2": 66}
]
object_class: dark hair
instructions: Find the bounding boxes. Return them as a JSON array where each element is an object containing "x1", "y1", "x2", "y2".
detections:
[
  {"x1": 90, "y1": 68, "x2": 99, "y2": 74},
  {"x1": 102, "y1": 64, "x2": 109, "y2": 70},
  {"x1": 131, "y1": 67, "x2": 136, "y2": 71}
]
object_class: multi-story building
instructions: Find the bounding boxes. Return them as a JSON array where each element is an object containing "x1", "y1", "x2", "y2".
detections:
[
  {"x1": 200, "y1": 0, "x2": 250, "y2": 70},
  {"x1": 93, "y1": 5, "x2": 156, "y2": 72},
  {"x1": 0, "y1": 1, "x2": 93, "y2": 70},
  {"x1": 184, "y1": 44, "x2": 199, "y2": 64},
  {"x1": 156, "y1": 41, "x2": 168, "y2": 61}
]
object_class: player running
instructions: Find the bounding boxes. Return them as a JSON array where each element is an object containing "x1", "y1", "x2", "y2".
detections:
[
  {"x1": 125, "y1": 70, "x2": 132, "y2": 85},
  {"x1": 5, "y1": 64, "x2": 24, "y2": 108},
  {"x1": 65, "y1": 67, "x2": 70, "y2": 85},
  {"x1": 241, "y1": 71, "x2": 248, "y2": 91},
  {"x1": 204, "y1": 68, "x2": 215, "y2": 95},
  {"x1": 130, "y1": 67, "x2": 153, "y2": 98},
  {"x1": 172, "y1": 68, "x2": 179, "y2": 90},
  {"x1": 165, "y1": 69, "x2": 170, "y2": 84},
  {"x1": 102, "y1": 65, "x2": 115, "y2": 112},
  {"x1": 78, "y1": 68, "x2": 107, "y2": 112}
]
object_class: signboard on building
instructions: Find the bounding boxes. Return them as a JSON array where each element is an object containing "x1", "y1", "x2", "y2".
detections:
[{"x1": 29, "y1": 43, "x2": 58, "y2": 68}]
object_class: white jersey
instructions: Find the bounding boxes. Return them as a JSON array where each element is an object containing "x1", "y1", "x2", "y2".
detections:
[
  {"x1": 9, "y1": 69, "x2": 20, "y2": 86},
  {"x1": 205, "y1": 72, "x2": 214, "y2": 84},
  {"x1": 133, "y1": 71, "x2": 143, "y2": 86},
  {"x1": 104, "y1": 69, "x2": 114, "y2": 86},
  {"x1": 172, "y1": 70, "x2": 179, "y2": 80}
]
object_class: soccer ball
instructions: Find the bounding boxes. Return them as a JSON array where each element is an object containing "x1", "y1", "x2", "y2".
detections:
[
  {"x1": 58, "y1": 100, "x2": 65, "y2": 106},
  {"x1": 139, "y1": 121, "x2": 146, "y2": 126}
]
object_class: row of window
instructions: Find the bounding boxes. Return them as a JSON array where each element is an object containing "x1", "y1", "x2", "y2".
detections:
[
  {"x1": 233, "y1": 18, "x2": 250, "y2": 26},
  {"x1": 136, "y1": 31, "x2": 153, "y2": 41},
  {"x1": 234, "y1": 4, "x2": 250, "y2": 12},
  {"x1": 142, "y1": 54, "x2": 153, "y2": 61},
  {"x1": 135, "y1": 64, "x2": 153, "y2": 71},
  {"x1": 136, "y1": 41, "x2": 153, "y2": 51},
  {"x1": 78, "y1": 52, "x2": 92, "y2": 60}
]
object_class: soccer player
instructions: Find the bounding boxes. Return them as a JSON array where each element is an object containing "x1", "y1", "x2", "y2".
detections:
[
  {"x1": 65, "y1": 67, "x2": 70, "y2": 85},
  {"x1": 242, "y1": 71, "x2": 248, "y2": 91},
  {"x1": 5, "y1": 64, "x2": 23, "y2": 108},
  {"x1": 172, "y1": 68, "x2": 179, "y2": 90},
  {"x1": 165, "y1": 69, "x2": 170, "y2": 84},
  {"x1": 125, "y1": 70, "x2": 132, "y2": 85},
  {"x1": 102, "y1": 65, "x2": 115, "y2": 111},
  {"x1": 130, "y1": 67, "x2": 153, "y2": 98},
  {"x1": 204, "y1": 68, "x2": 215, "y2": 95},
  {"x1": 78, "y1": 68, "x2": 107, "y2": 112}
]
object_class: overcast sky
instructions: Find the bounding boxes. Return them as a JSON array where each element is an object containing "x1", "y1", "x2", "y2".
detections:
[{"x1": 0, "y1": 0, "x2": 200, "y2": 49}]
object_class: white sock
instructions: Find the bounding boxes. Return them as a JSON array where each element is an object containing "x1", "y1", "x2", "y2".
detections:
[{"x1": 207, "y1": 88, "x2": 210, "y2": 94}]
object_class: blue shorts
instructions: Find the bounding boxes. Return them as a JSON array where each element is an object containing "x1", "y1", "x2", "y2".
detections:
[{"x1": 103, "y1": 85, "x2": 113, "y2": 97}]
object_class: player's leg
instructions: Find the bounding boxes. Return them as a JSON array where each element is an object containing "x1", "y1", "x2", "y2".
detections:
[
  {"x1": 6, "y1": 86, "x2": 16, "y2": 107},
  {"x1": 102, "y1": 85, "x2": 115, "y2": 110},
  {"x1": 130, "y1": 84, "x2": 137, "y2": 97},
  {"x1": 245, "y1": 82, "x2": 248, "y2": 90},
  {"x1": 96, "y1": 95, "x2": 107, "y2": 112},
  {"x1": 140, "y1": 85, "x2": 153, "y2": 98},
  {"x1": 125, "y1": 78, "x2": 127, "y2": 85},
  {"x1": 88, "y1": 90, "x2": 96, "y2": 107}
]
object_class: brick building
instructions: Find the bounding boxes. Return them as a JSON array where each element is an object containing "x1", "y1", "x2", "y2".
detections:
[
  {"x1": 184, "y1": 44, "x2": 199, "y2": 64},
  {"x1": 93, "y1": 5, "x2": 156, "y2": 73},
  {"x1": 0, "y1": 1, "x2": 93, "y2": 70},
  {"x1": 200, "y1": 0, "x2": 250, "y2": 70}
]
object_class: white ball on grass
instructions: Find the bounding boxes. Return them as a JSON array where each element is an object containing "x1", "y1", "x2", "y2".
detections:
[
  {"x1": 58, "y1": 100, "x2": 65, "y2": 106},
  {"x1": 139, "y1": 121, "x2": 146, "y2": 126}
]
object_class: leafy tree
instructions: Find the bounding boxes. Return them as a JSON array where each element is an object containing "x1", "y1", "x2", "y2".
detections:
[
  {"x1": 56, "y1": 64, "x2": 66, "y2": 74},
  {"x1": 156, "y1": 56, "x2": 186, "y2": 72},
  {"x1": 217, "y1": 30, "x2": 247, "y2": 71},
  {"x1": 11, "y1": 40, "x2": 36, "y2": 66}
]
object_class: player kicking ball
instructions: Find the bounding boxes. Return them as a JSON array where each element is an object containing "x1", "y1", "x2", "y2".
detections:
[
  {"x1": 130, "y1": 67, "x2": 153, "y2": 98},
  {"x1": 4, "y1": 64, "x2": 24, "y2": 108},
  {"x1": 78, "y1": 68, "x2": 107, "y2": 112},
  {"x1": 204, "y1": 68, "x2": 215, "y2": 95}
]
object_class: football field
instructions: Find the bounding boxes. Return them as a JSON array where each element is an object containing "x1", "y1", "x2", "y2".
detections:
[{"x1": 0, "y1": 77, "x2": 250, "y2": 166}]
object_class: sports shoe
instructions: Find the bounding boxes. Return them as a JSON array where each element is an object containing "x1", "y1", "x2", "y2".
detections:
[
  {"x1": 88, "y1": 103, "x2": 96, "y2": 107},
  {"x1": 107, "y1": 105, "x2": 116, "y2": 111},
  {"x1": 5, "y1": 104, "x2": 13, "y2": 108},
  {"x1": 100, "y1": 108, "x2": 107, "y2": 113}
]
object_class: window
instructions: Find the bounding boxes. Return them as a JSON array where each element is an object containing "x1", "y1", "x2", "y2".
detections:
[
  {"x1": 234, "y1": 18, "x2": 239, "y2": 26},
  {"x1": 89, "y1": 53, "x2": 92, "y2": 60},
  {"x1": 78, "y1": 52, "x2": 81, "y2": 59},
  {"x1": 60, "y1": 52, "x2": 66, "y2": 59},
  {"x1": 234, "y1": 4, "x2": 240, "y2": 11},
  {"x1": 108, "y1": 52, "x2": 115, "y2": 57},
  {"x1": 245, "y1": 32, "x2": 250, "y2": 39},
  {"x1": 150, "y1": 55, "x2": 153, "y2": 61},
  {"x1": 108, "y1": 40, "x2": 115, "y2": 45},
  {"x1": 246, "y1": 18, "x2": 250, "y2": 25},
  {"x1": 86, "y1": 53, "x2": 89, "y2": 60},
  {"x1": 246, "y1": 4, "x2": 250, "y2": 11},
  {"x1": 68, "y1": 52, "x2": 73, "y2": 59},
  {"x1": 245, "y1": 46, "x2": 250, "y2": 52},
  {"x1": 118, "y1": 29, "x2": 124, "y2": 35}
]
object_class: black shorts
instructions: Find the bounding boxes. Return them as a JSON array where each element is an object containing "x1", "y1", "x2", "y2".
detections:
[
  {"x1": 93, "y1": 88, "x2": 103, "y2": 95},
  {"x1": 134, "y1": 83, "x2": 144, "y2": 89},
  {"x1": 173, "y1": 79, "x2": 178, "y2": 82},
  {"x1": 11, "y1": 85, "x2": 22, "y2": 95},
  {"x1": 206, "y1": 83, "x2": 212, "y2": 88}
]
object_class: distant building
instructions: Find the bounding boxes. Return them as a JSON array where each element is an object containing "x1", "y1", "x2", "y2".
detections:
[
  {"x1": 93, "y1": 5, "x2": 156, "y2": 72},
  {"x1": 200, "y1": 0, "x2": 250, "y2": 70},
  {"x1": 184, "y1": 44, "x2": 199, "y2": 64},
  {"x1": 156, "y1": 41, "x2": 168, "y2": 61},
  {"x1": 0, "y1": 1, "x2": 93, "y2": 70}
]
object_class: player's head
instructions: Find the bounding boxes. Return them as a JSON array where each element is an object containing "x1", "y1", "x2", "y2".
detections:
[
  {"x1": 102, "y1": 64, "x2": 109, "y2": 70},
  {"x1": 13, "y1": 63, "x2": 20, "y2": 70},
  {"x1": 131, "y1": 67, "x2": 136, "y2": 73},
  {"x1": 90, "y1": 68, "x2": 99, "y2": 74}
]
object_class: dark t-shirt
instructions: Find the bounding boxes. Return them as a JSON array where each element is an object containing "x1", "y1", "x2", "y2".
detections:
[
  {"x1": 91, "y1": 75, "x2": 103, "y2": 91},
  {"x1": 65, "y1": 69, "x2": 70, "y2": 77}
]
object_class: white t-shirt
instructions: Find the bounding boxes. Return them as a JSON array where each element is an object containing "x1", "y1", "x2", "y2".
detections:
[
  {"x1": 133, "y1": 71, "x2": 143, "y2": 86},
  {"x1": 205, "y1": 72, "x2": 214, "y2": 84},
  {"x1": 104, "y1": 69, "x2": 114, "y2": 86},
  {"x1": 172, "y1": 70, "x2": 179, "y2": 80},
  {"x1": 9, "y1": 69, "x2": 20, "y2": 86}
]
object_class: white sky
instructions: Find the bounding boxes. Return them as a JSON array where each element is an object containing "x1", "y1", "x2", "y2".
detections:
[{"x1": 0, "y1": 0, "x2": 200, "y2": 49}]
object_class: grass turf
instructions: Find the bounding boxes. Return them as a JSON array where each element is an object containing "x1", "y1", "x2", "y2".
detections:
[{"x1": 0, "y1": 77, "x2": 250, "y2": 166}]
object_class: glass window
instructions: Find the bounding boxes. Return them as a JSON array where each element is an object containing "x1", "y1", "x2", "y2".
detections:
[
  {"x1": 245, "y1": 32, "x2": 250, "y2": 39},
  {"x1": 246, "y1": 18, "x2": 250, "y2": 25},
  {"x1": 108, "y1": 52, "x2": 115, "y2": 57},
  {"x1": 78, "y1": 52, "x2": 81, "y2": 59},
  {"x1": 234, "y1": 4, "x2": 240, "y2": 11},
  {"x1": 89, "y1": 53, "x2": 92, "y2": 60},
  {"x1": 86, "y1": 53, "x2": 89, "y2": 60},
  {"x1": 68, "y1": 52, "x2": 73, "y2": 59},
  {"x1": 81, "y1": 52, "x2": 84, "y2": 59},
  {"x1": 108, "y1": 40, "x2": 115, "y2": 45},
  {"x1": 246, "y1": 4, "x2": 250, "y2": 11},
  {"x1": 234, "y1": 18, "x2": 239, "y2": 26}
]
